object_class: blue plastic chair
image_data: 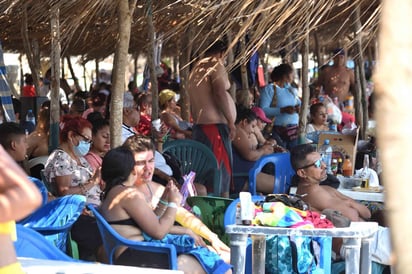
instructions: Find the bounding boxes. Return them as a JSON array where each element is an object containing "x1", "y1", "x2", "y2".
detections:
[
  {"x1": 14, "y1": 224, "x2": 78, "y2": 261},
  {"x1": 248, "y1": 152, "x2": 295, "y2": 195},
  {"x1": 18, "y1": 195, "x2": 86, "y2": 256},
  {"x1": 28, "y1": 176, "x2": 48, "y2": 206},
  {"x1": 163, "y1": 139, "x2": 222, "y2": 196},
  {"x1": 86, "y1": 204, "x2": 178, "y2": 269},
  {"x1": 223, "y1": 195, "x2": 264, "y2": 273}
]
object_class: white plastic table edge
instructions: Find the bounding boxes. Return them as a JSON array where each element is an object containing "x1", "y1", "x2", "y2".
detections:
[{"x1": 225, "y1": 222, "x2": 379, "y2": 274}]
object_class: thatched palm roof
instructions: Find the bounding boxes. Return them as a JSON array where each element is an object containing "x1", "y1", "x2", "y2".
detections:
[{"x1": 0, "y1": 0, "x2": 380, "y2": 66}]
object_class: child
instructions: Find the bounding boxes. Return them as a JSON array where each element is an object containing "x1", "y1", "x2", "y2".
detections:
[{"x1": 306, "y1": 103, "x2": 329, "y2": 133}]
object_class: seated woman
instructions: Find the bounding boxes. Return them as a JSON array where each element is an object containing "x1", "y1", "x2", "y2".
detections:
[
  {"x1": 123, "y1": 136, "x2": 231, "y2": 265},
  {"x1": 159, "y1": 89, "x2": 192, "y2": 140},
  {"x1": 232, "y1": 105, "x2": 281, "y2": 195},
  {"x1": 43, "y1": 115, "x2": 103, "y2": 260},
  {"x1": 306, "y1": 103, "x2": 329, "y2": 133},
  {"x1": 100, "y1": 145, "x2": 231, "y2": 273},
  {"x1": 84, "y1": 117, "x2": 110, "y2": 172},
  {"x1": 26, "y1": 106, "x2": 50, "y2": 178}
]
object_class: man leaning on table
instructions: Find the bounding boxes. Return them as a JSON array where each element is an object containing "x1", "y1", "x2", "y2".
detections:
[{"x1": 290, "y1": 144, "x2": 393, "y2": 266}]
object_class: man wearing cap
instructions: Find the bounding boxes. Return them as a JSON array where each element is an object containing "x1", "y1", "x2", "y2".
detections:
[
  {"x1": 315, "y1": 48, "x2": 355, "y2": 104},
  {"x1": 188, "y1": 40, "x2": 236, "y2": 198}
]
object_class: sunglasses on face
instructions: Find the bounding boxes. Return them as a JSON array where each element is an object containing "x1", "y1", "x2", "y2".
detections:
[{"x1": 299, "y1": 158, "x2": 323, "y2": 169}]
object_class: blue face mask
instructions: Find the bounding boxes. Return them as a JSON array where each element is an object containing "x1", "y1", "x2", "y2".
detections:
[{"x1": 73, "y1": 140, "x2": 91, "y2": 157}]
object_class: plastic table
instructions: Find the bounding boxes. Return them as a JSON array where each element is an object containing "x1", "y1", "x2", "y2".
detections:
[
  {"x1": 225, "y1": 222, "x2": 379, "y2": 274},
  {"x1": 337, "y1": 187, "x2": 384, "y2": 202}
]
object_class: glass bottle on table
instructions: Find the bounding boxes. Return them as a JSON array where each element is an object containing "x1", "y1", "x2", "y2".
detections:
[
  {"x1": 361, "y1": 154, "x2": 370, "y2": 188},
  {"x1": 342, "y1": 155, "x2": 353, "y2": 177}
]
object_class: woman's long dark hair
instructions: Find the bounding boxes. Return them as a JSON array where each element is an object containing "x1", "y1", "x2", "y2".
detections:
[{"x1": 101, "y1": 146, "x2": 135, "y2": 200}]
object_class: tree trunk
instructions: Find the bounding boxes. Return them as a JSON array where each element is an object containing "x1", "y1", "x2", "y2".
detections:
[
  {"x1": 353, "y1": 5, "x2": 367, "y2": 140},
  {"x1": 299, "y1": 29, "x2": 310, "y2": 142},
  {"x1": 66, "y1": 56, "x2": 81, "y2": 92},
  {"x1": 146, "y1": 8, "x2": 159, "y2": 122},
  {"x1": 178, "y1": 25, "x2": 193, "y2": 122},
  {"x1": 21, "y1": 3, "x2": 41, "y2": 96},
  {"x1": 95, "y1": 59, "x2": 100, "y2": 86},
  {"x1": 375, "y1": 0, "x2": 412, "y2": 272},
  {"x1": 49, "y1": 6, "x2": 61, "y2": 153},
  {"x1": 110, "y1": 0, "x2": 137, "y2": 148}
]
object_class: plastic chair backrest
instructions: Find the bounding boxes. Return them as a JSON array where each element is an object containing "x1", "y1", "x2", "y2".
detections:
[
  {"x1": 18, "y1": 195, "x2": 86, "y2": 253},
  {"x1": 28, "y1": 176, "x2": 48, "y2": 206},
  {"x1": 248, "y1": 152, "x2": 295, "y2": 195},
  {"x1": 223, "y1": 195, "x2": 265, "y2": 227},
  {"x1": 163, "y1": 139, "x2": 222, "y2": 196},
  {"x1": 14, "y1": 224, "x2": 78, "y2": 261},
  {"x1": 86, "y1": 204, "x2": 178, "y2": 269},
  {"x1": 186, "y1": 196, "x2": 233, "y2": 245}
]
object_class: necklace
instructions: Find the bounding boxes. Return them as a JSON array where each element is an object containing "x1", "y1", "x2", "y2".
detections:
[{"x1": 145, "y1": 183, "x2": 154, "y2": 208}]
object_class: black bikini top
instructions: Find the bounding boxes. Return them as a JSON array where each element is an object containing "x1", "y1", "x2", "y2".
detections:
[{"x1": 108, "y1": 218, "x2": 139, "y2": 227}]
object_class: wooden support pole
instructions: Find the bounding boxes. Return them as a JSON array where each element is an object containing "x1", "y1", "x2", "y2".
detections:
[
  {"x1": 110, "y1": 0, "x2": 136, "y2": 148},
  {"x1": 49, "y1": 5, "x2": 61, "y2": 152},
  {"x1": 146, "y1": 0, "x2": 159, "y2": 121},
  {"x1": 353, "y1": 5, "x2": 368, "y2": 139},
  {"x1": 178, "y1": 26, "x2": 193, "y2": 122}
]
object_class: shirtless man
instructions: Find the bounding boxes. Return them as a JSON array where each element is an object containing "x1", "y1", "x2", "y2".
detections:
[
  {"x1": 188, "y1": 40, "x2": 236, "y2": 197},
  {"x1": 290, "y1": 144, "x2": 392, "y2": 266},
  {"x1": 316, "y1": 48, "x2": 355, "y2": 105}
]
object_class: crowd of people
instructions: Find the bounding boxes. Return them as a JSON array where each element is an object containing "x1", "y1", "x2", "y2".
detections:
[{"x1": 0, "y1": 40, "x2": 386, "y2": 273}]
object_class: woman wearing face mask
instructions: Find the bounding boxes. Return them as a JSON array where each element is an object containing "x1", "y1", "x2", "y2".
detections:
[
  {"x1": 44, "y1": 115, "x2": 102, "y2": 205},
  {"x1": 43, "y1": 115, "x2": 103, "y2": 260}
]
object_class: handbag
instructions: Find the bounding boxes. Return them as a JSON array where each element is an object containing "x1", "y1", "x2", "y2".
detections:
[
  {"x1": 264, "y1": 194, "x2": 310, "y2": 211},
  {"x1": 274, "y1": 124, "x2": 298, "y2": 142}
]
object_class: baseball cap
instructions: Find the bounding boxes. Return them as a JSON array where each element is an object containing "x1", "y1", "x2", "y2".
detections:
[
  {"x1": 251, "y1": 106, "x2": 272, "y2": 123},
  {"x1": 159, "y1": 89, "x2": 177, "y2": 107}
]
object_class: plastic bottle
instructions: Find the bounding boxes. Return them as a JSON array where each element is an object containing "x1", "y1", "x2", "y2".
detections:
[
  {"x1": 26, "y1": 109, "x2": 35, "y2": 125},
  {"x1": 319, "y1": 139, "x2": 333, "y2": 174},
  {"x1": 342, "y1": 155, "x2": 353, "y2": 177}
]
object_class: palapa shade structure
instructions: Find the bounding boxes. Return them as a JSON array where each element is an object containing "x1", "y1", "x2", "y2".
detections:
[
  {"x1": 0, "y1": 0, "x2": 381, "y2": 139},
  {"x1": 5, "y1": 1, "x2": 412, "y2": 272},
  {"x1": 0, "y1": 0, "x2": 380, "y2": 63}
]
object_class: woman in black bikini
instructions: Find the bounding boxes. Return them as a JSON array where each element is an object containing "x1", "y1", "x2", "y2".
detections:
[{"x1": 100, "y1": 146, "x2": 231, "y2": 273}]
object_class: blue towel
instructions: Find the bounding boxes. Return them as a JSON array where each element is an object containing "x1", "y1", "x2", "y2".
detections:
[{"x1": 143, "y1": 233, "x2": 232, "y2": 273}]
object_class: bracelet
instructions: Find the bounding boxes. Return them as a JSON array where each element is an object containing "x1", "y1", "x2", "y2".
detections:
[
  {"x1": 167, "y1": 202, "x2": 178, "y2": 209},
  {"x1": 159, "y1": 199, "x2": 168, "y2": 206}
]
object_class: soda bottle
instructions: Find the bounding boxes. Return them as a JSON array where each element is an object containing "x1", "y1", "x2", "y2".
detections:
[
  {"x1": 319, "y1": 139, "x2": 333, "y2": 174},
  {"x1": 342, "y1": 155, "x2": 353, "y2": 177}
]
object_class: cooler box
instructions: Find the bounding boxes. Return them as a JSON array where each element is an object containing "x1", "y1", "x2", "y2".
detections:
[{"x1": 318, "y1": 128, "x2": 359, "y2": 174}]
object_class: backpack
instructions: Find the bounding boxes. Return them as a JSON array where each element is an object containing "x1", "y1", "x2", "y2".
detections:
[{"x1": 266, "y1": 235, "x2": 323, "y2": 274}]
